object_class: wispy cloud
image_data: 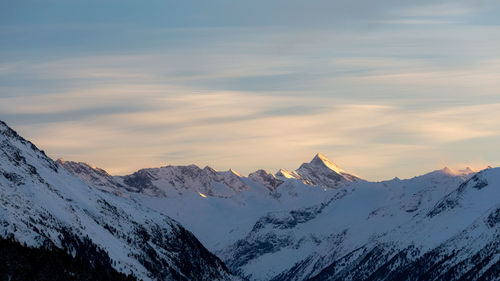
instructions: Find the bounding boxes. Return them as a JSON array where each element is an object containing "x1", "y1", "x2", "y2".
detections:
[
  {"x1": 393, "y1": 2, "x2": 472, "y2": 18},
  {"x1": 9, "y1": 87, "x2": 500, "y2": 180},
  {"x1": 384, "y1": 19, "x2": 456, "y2": 25},
  {"x1": 1, "y1": 1, "x2": 500, "y2": 180}
]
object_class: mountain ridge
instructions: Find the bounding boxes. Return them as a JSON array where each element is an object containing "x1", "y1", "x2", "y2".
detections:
[
  {"x1": 56, "y1": 152, "x2": 363, "y2": 197},
  {"x1": 57, "y1": 152, "x2": 480, "y2": 198},
  {"x1": 3, "y1": 119, "x2": 500, "y2": 281},
  {"x1": 0, "y1": 120, "x2": 238, "y2": 280}
]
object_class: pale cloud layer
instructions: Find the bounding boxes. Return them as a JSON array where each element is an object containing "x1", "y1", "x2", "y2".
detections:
[
  {"x1": 1, "y1": 1, "x2": 500, "y2": 180},
  {"x1": 4, "y1": 88, "x2": 500, "y2": 180}
]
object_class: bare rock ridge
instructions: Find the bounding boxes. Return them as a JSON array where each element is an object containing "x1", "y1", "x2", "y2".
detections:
[
  {"x1": 57, "y1": 160, "x2": 252, "y2": 198},
  {"x1": 58, "y1": 153, "x2": 360, "y2": 197},
  {"x1": 55, "y1": 159, "x2": 134, "y2": 195},
  {"x1": 248, "y1": 169, "x2": 284, "y2": 191}
]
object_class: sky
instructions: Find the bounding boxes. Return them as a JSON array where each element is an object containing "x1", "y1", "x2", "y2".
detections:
[{"x1": 1, "y1": 0, "x2": 500, "y2": 180}]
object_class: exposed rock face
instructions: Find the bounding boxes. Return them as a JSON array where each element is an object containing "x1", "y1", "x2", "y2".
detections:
[
  {"x1": 295, "y1": 153, "x2": 359, "y2": 188},
  {"x1": 57, "y1": 160, "x2": 252, "y2": 198},
  {"x1": 274, "y1": 154, "x2": 359, "y2": 189},
  {"x1": 248, "y1": 170, "x2": 284, "y2": 191}
]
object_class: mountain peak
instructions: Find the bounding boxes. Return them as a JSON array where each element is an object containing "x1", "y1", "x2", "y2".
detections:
[
  {"x1": 228, "y1": 168, "x2": 242, "y2": 177},
  {"x1": 275, "y1": 169, "x2": 301, "y2": 180},
  {"x1": 439, "y1": 166, "x2": 477, "y2": 176},
  {"x1": 56, "y1": 159, "x2": 105, "y2": 173},
  {"x1": 248, "y1": 169, "x2": 284, "y2": 191},
  {"x1": 293, "y1": 153, "x2": 359, "y2": 188},
  {"x1": 310, "y1": 153, "x2": 344, "y2": 174}
]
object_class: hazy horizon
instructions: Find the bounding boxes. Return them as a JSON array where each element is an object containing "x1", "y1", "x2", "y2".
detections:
[{"x1": 2, "y1": 0, "x2": 500, "y2": 180}]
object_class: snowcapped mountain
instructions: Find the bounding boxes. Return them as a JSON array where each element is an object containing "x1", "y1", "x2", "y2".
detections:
[
  {"x1": 58, "y1": 144, "x2": 500, "y2": 281},
  {"x1": 275, "y1": 153, "x2": 359, "y2": 188},
  {"x1": 293, "y1": 153, "x2": 359, "y2": 187},
  {"x1": 220, "y1": 168, "x2": 482, "y2": 280},
  {"x1": 304, "y1": 168, "x2": 500, "y2": 281},
  {"x1": 55, "y1": 159, "x2": 135, "y2": 196},
  {"x1": 59, "y1": 150, "x2": 500, "y2": 281},
  {"x1": 58, "y1": 152, "x2": 359, "y2": 200},
  {"x1": 0, "y1": 121, "x2": 237, "y2": 281},
  {"x1": 57, "y1": 152, "x2": 363, "y2": 253},
  {"x1": 6, "y1": 118, "x2": 499, "y2": 281},
  {"x1": 57, "y1": 160, "x2": 251, "y2": 198},
  {"x1": 248, "y1": 170, "x2": 284, "y2": 192}
]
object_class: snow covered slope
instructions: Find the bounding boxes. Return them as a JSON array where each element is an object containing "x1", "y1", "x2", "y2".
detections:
[
  {"x1": 307, "y1": 168, "x2": 500, "y2": 281},
  {"x1": 56, "y1": 130, "x2": 499, "y2": 280},
  {"x1": 58, "y1": 154, "x2": 360, "y2": 251},
  {"x1": 0, "y1": 121, "x2": 237, "y2": 281},
  {"x1": 217, "y1": 168, "x2": 480, "y2": 280}
]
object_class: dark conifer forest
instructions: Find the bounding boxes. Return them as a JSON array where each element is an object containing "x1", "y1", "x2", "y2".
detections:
[{"x1": 0, "y1": 237, "x2": 136, "y2": 281}]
